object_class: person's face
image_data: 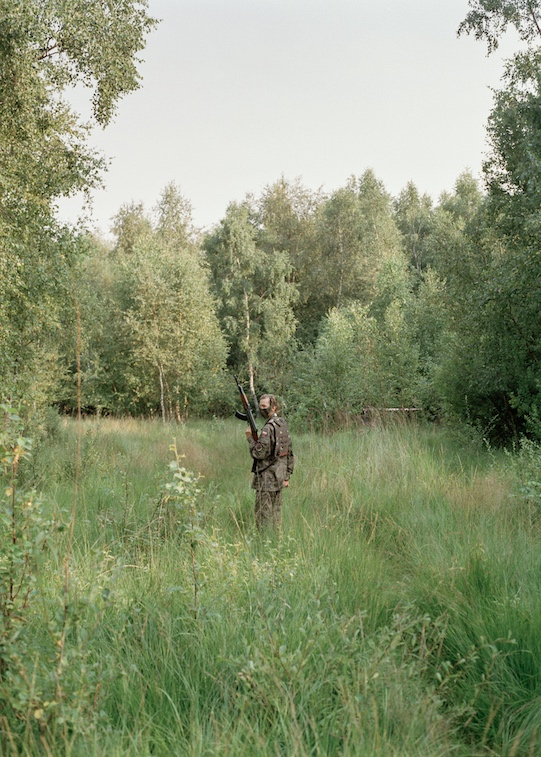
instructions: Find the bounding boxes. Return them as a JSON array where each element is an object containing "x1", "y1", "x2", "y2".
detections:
[{"x1": 259, "y1": 398, "x2": 272, "y2": 418}]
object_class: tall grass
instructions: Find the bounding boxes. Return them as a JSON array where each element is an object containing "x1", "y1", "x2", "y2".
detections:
[{"x1": 6, "y1": 416, "x2": 541, "y2": 755}]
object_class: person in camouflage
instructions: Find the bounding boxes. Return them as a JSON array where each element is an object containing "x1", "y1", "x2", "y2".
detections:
[{"x1": 245, "y1": 393, "x2": 294, "y2": 528}]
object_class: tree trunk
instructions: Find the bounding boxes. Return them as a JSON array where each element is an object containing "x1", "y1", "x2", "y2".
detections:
[
  {"x1": 244, "y1": 289, "x2": 258, "y2": 410},
  {"x1": 158, "y1": 364, "x2": 166, "y2": 423},
  {"x1": 337, "y1": 225, "x2": 344, "y2": 308},
  {"x1": 248, "y1": 361, "x2": 257, "y2": 411}
]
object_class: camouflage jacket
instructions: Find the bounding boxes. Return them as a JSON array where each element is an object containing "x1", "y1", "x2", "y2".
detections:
[{"x1": 248, "y1": 414, "x2": 294, "y2": 491}]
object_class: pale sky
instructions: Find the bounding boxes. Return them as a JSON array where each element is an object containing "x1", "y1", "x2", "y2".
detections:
[{"x1": 57, "y1": 0, "x2": 518, "y2": 236}]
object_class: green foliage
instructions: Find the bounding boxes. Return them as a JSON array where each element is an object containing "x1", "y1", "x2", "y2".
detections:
[
  {"x1": 406, "y1": 269, "x2": 449, "y2": 414},
  {"x1": 504, "y1": 437, "x2": 541, "y2": 517},
  {"x1": 62, "y1": 187, "x2": 228, "y2": 418},
  {"x1": 154, "y1": 440, "x2": 204, "y2": 537},
  {"x1": 60, "y1": 233, "x2": 135, "y2": 413},
  {"x1": 110, "y1": 201, "x2": 153, "y2": 257},
  {"x1": 0, "y1": 406, "x2": 112, "y2": 752},
  {"x1": 250, "y1": 177, "x2": 323, "y2": 346},
  {"x1": 0, "y1": 0, "x2": 156, "y2": 420},
  {"x1": 435, "y1": 6, "x2": 541, "y2": 442},
  {"x1": 416, "y1": 172, "x2": 484, "y2": 283},
  {"x1": 124, "y1": 235, "x2": 227, "y2": 418},
  {"x1": 305, "y1": 171, "x2": 405, "y2": 331},
  {"x1": 289, "y1": 300, "x2": 420, "y2": 427},
  {"x1": 396, "y1": 169, "x2": 540, "y2": 442},
  {"x1": 458, "y1": 0, "x2": 541, "y2": 54},
  {"x1": 153, "y1": 440, "x2": 206, "y2": 619},
  {"x1": 0, "y1": 221, "x2": 78, "y2": 418},
  {"x1": 0, "y1": 407, "x2": 47, "y2": 674},
  {"x1": 393, "y1": 182, "x2": 434, "y2": 274},
  {"x1": 0, "y1": 0, "x2": 156, "y2": 130},
  {"x1": 204, "y1": 202, "x2": 298, "y2": 395}
]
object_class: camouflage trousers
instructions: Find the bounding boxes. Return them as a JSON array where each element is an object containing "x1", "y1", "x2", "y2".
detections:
[{"x1": 254, "y1": 489, "x2": 283, "y2": 529}]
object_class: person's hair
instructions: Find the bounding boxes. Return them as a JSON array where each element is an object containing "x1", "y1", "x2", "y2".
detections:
[{"x1": 260, "y1": 394, "x2": 279, "y2": 412}]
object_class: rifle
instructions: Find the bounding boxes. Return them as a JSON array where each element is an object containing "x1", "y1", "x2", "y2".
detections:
[{"x1": 234, "y1": 375, "x2": 258, "y2": 441}]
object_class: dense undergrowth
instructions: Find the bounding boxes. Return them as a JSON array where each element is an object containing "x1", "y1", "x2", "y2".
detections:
[{"x1": 2, "y1": 414, "x2": 541, "y2": 755}]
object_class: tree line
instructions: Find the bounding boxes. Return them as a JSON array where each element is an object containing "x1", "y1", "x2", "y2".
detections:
[{"x1": 2, "y1": 0, "x2": 541, "y2": 444}]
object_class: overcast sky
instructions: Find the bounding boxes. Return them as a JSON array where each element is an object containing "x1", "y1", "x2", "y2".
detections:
[{"x1": 57, "y1": 0, "x2": 518, "y2": 236}]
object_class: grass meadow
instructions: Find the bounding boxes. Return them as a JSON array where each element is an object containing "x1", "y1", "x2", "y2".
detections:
[{"x1": 4, "y1": 415, "x2": 541, "y2": 756}]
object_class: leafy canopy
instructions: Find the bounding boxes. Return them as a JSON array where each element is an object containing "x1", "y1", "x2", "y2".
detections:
[{"x1": 458, "y1": 0, "x2": 541, "y2": 53}]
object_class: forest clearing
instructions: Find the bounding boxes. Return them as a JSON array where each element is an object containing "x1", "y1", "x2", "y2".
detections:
[
  {"x1": 4, "y1": 1, "x2": 541, "y2": 753},
  {"x1": 2, "y1": 415, "x2": 541, "y2": 755}
]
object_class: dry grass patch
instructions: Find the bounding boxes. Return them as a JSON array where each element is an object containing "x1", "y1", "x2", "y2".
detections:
[{"x1": 443, "y1": 470, "x2": 512, "y2": 517}]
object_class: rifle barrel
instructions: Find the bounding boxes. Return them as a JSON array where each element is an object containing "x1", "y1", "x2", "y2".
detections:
[{"x1": 234, "y1": 376, "x2": 258, "y2": 441}]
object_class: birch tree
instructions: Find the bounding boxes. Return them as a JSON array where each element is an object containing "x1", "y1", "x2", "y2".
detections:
[{"x1": 204, "y1": 203, "x2": 298, "y2": 399}]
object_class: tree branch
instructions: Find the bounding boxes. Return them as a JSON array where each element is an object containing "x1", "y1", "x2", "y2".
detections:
[
  {"x1": 527, "y1": 1, "x2": 541, "y2": 38},
  {"x1": 37, "y1": 42, "x2": 60, "y2": 61}
]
